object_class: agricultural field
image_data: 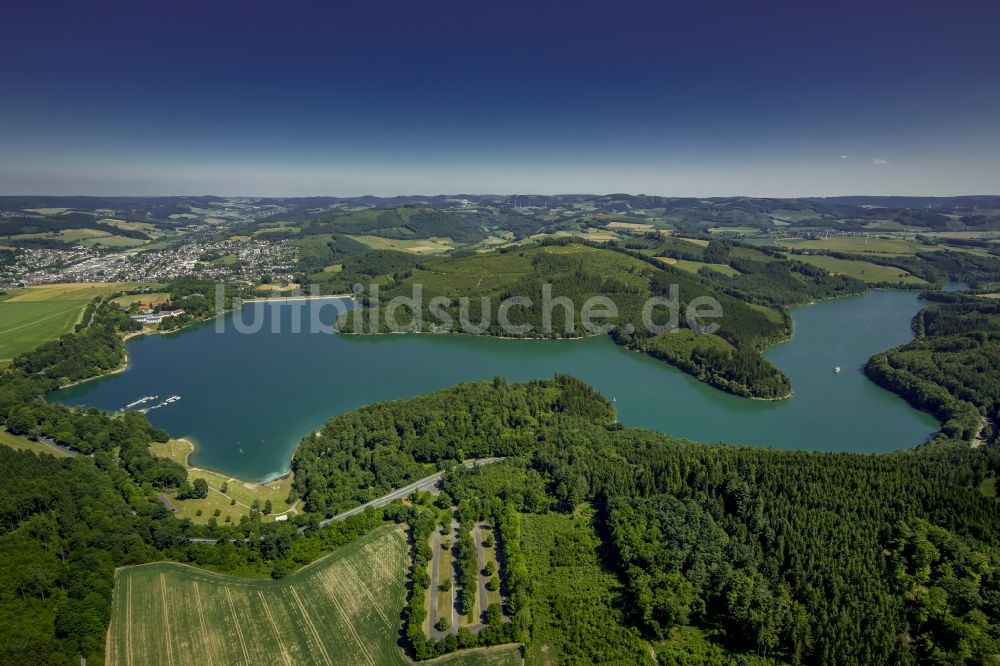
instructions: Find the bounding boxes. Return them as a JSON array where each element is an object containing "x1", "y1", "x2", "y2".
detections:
[
  {"x1": 707, "y1": 225, "x2": 759, "y2": 235},
  {"x1": 740, "y1": 237, "x2": 779, "y2": 247},
  {"x1": 350, "y1": 235, "x2": 457, "y2": 254},
  {"x1": 768, "y1": 208, "x2": 821, "y2": 223},
  {"x1": 1, "y1": 227, "x2": 112, "y2": 244},
  {"x1": 525, "y1": 228, "x2": 620, "y2": 244},
  {"x1": 863, "y1": 219, "x2": 918, "y2": 231},
  {"x1": 655, "y1": 257, "x2": 741, "y2": 277},
  {"x1": 110, "y1": 292, "x2": 171, "y2": 308},
  {"x1": 253, "y1": 225, "x2": 301, "y2": 237},
  {"x1": 81, "y1": 235, "x2": 147, "y2": 248},
  {"x1": 149, "y1": 439, "x2": 298, "y2": 524},
  {"x1": 476, "y1": 233, "x2": 514, "y2": 250},
  {"x1": 0, "y1": 282, "x2": 148, "y2": 366},
  {"x1": 788, "y1": 254, "x2": 927, "y2": 285},
  {"x1": 24, "y1": 207, "x2": 72, "y2": 215},
  {"x1": 257, "y1": 282, "x2": 303, "y2": 292},
  {"x1": 606, "y1": 221, "x2": 655, "y2": 231},
  {"x1": 913, "y1": 230, "x2": 1000, "y2": 240},
  {"x1": 937, "y1": 244, "x2": 997, "y2": 257},
  {"x1": 107, "y1": 526, "x2": 521, "y2": 666},
  {"x1": 99, "y1": 218, "x2": 161, "y2": 234},
  {"x1": 778, "y1": 236, "x2": 920, "y2": 255}
]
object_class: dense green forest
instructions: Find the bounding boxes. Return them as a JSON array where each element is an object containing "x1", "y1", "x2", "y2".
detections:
[
  {"x1": 293, "y1": 375, "x2": 1000, "y2": 665},
  {"x1": 866, "y1": 294, "x2": 1000, "y2": 444},
  {"x1": 252, "y1": 204, "x2": 485, "y2": 243},
  {"x1": 287, "y1": 232, "x2": 428, "y2": 294}
]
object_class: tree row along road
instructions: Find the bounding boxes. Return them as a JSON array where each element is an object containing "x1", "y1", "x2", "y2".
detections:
[
  {"x1": 187, "y1": 457, "x2": 504, "y2": 544},
  {"x1": 318, "y1": 457, "x2": 504, "y2": 526}
]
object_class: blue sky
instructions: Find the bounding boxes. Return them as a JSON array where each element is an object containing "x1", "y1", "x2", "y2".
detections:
[{"x1": 1, "y1": 0, "x2": 998, "y2": 196}]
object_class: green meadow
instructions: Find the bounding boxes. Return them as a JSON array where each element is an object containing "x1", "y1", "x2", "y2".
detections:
[
  {"x1": 789, "y1": 254, "x2": 927, "y2": 285},
  {"x1": 0, "y1": 282, "x2": 149, "y2": 366}
]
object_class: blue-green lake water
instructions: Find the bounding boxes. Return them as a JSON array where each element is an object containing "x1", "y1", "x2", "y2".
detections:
[{"x1": 54, "y1": 290, "x2": 939, "y2": 480}]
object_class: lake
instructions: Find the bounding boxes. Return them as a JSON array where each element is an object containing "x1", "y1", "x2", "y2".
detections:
[{"x1": 54, "y1": 291, "x2": 939, "y2": 480}]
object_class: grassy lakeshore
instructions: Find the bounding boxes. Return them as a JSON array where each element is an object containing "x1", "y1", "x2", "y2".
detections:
[{"x1": 150, "y1": 438, "x2": 299, "y2": 524}]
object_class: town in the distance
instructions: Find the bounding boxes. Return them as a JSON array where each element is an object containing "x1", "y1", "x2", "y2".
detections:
[{"x1": 2, "y1": 192, "x2": 999, "y2": 665}]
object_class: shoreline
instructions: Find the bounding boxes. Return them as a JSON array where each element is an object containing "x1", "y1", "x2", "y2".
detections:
[
  {"x1": 159, "y1": 437, "x2": 300, "y2": 519},
  {"x1": 170, "y1": 436, "x2": 293, "y2": 485},
  {"x1": 241, "y1": 293, "x2": 356, "y2": 303},
  {"x1": 54, "y1": 310, "x2": 229, "y2": 391},
  {"x1": 339, "y1": 327, "x2": 595, "y2": 342},
  {"x1": 49, "y1": 286, "x2": 940, "y2": 482},
  {"x1": 341, "y1": 323, "x2": 796, "y2": 400},
  {"x1": 49, "y1": 298, "x2": 328, "y2": 485}
]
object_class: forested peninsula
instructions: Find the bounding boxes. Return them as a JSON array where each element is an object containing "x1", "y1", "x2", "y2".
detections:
[{"x1": 335, "y1": 237, "x2": 875, "y2": 399}]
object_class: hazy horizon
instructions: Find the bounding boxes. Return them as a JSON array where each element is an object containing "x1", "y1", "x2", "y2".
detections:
[{"x1": 2, "y1": 191, "x2": 1000, "y2": 200}]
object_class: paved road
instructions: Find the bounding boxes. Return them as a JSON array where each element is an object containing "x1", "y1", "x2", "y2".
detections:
[
  {"x1": 188, "y1": 457, "x2": 504, "y2": 544},
  {"x1": 37, "y1": 436, "x2": 79, "y2": 457},
  {"x1": 318, "y1": 457, "x2": 504, "y2": 527}
]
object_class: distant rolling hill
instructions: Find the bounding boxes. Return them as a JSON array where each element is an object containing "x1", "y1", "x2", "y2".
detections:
[{"x1": 268, "y1": 204, "x2": 486, "y2": 243}]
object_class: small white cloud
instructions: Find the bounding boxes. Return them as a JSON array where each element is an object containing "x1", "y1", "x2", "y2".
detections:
[
  {"x1": 872, "y1": 158, "x2": 890, "y2": 165},
  {"x1": 840, "y1": 154, "x2": 848, "y2": 159}
]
